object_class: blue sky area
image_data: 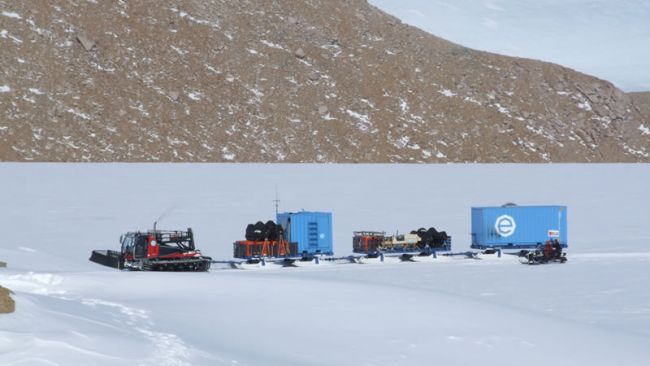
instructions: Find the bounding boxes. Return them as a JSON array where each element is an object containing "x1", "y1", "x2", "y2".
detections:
[{"x1": 370, "y1": 0, "x2": 650, "y2": 92}]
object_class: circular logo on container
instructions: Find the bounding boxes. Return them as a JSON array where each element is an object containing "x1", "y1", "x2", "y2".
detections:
[{"x1": 495, "y1": 215, "x2": 516, "y2": 237}]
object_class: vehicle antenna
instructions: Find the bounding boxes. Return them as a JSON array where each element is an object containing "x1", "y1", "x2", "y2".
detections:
[{"x1": 273, "y1": 185, "x2": 280, "y2": 216}]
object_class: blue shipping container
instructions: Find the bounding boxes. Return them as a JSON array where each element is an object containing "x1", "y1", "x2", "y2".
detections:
[
  {"x1": 276, "y1": 211, "x2": 333, "y2": 256},
  {"x1": 471, "y1": 206, "x2": 568, "y2": 250}
]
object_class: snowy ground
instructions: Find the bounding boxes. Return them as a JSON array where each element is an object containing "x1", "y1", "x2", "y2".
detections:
[
  {"x1": 370, "y1": 0, "x2": 650, "y2": 92},
  {"x1": 1, "y1": 164, "x2": 649, "y2": 365}
]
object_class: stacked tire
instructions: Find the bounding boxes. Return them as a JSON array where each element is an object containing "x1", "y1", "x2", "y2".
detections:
[
  {"x1": 411, "y1": 227, "x2": 449, "y2": 249},
  {"x1": 245, "y1": 220, "x2": 284, "y2": 241}
]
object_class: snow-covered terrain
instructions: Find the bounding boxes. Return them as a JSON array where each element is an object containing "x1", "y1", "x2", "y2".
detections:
[
  {"x1": 1, "y1": 164, "x2": 649, "y2": 365},
  {"x1": 370, "y1": 0, "x2": 650, "y2": 92}
]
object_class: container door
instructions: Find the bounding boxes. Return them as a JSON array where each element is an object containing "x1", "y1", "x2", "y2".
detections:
[{"x1": 308, "y1": 221, "x2": 319, "y2": 250}]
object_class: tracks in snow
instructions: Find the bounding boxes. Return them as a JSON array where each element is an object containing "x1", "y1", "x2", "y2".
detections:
[{"x1": 0, "y1": 272, "x2": 201, "y2": 366}]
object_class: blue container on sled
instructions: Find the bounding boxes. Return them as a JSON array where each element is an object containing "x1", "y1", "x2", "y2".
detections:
[
  {"x1": 276, "y1": 211, "x2": 333, "y2": 256},
  {"x1": 471, "y1": 205, "x2": 568, "y2": 250}
]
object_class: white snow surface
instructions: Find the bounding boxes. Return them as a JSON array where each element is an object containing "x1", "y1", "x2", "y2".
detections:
[
  {"x1": 1, "y1": 164, "x2": 649, "y2": 365},
  {"x1": 369, "y1": 0, "x2": 650, "y2": 92}
]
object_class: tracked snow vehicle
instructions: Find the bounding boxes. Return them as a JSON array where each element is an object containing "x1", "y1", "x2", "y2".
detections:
[{"x1": 90, "y1": 224, "x2": 211, "y2": 271}]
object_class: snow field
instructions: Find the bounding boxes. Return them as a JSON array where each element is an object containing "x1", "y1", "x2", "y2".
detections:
[{"x1": 1, "y1": 164, "x2": 649, "y2": 365}]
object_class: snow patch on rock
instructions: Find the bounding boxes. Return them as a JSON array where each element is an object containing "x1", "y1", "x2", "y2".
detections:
[
  {"x1": 260, "y1": 40, "x2": 284, "y2": 50},
  {"x1": 439, "y1": 89, "x2": 456, "y2": 97},
  {"x1": 578, "y1": 101, "x2": 592, "y2": 111},
  {"x1": 187, "y1": 92, "x2": 203, "y2": 101},
  {"x1": 346, "y1": 110, "x2": 372, "y2": 132},
  {"x1": 1, "y1": 11, "x2": 22, "y2": 19}
]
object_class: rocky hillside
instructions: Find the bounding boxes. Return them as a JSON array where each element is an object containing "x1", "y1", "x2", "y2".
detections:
[
  {"x1": 0, "y1": 285, "x2": 14, "y2": 314},
  {"x1": 629, "y1": 92, "x2": 650, "y2": 127},
  {"x1": 1, "y1": 0, "x2": 648, "y2": 162}
]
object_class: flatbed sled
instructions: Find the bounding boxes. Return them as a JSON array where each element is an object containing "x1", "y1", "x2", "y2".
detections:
[
  {"x1": 356, "y1": 253, "x2": 401, "y2": 264},
  {"x1": 217, "y1": 258, "x2": 270, "y2": 270},
  {"x1": 399, "y1": 251, "x2": 444, "y2": 262},
  {"x1": 279, "y1": 256, "x2": 328, "y2": 267},
  {"x1": 353, "y1": 230, "x2": 452, "y2": 255},
  {"x1": 89, "y1": 225, "x2": 211, "y2": 272},
  {"x1": 467, "y1": 248, "x2": 505, "y2": 260}
]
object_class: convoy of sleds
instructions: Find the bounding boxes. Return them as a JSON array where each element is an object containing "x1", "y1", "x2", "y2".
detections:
[{"x1": 90, "y1": 204, "x2": 569, "y2": 272}]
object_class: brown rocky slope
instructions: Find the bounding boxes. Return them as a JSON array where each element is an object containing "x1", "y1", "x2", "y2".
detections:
[
  {"x1": 629, "y1": 92, "x2": 650, "y2": 126},
  {"x1": 1, "y1": 0, "x2": 648, "y2": 162},
  {"x1": 0, "y1": 286, "x2": 15, "y2": 314}
]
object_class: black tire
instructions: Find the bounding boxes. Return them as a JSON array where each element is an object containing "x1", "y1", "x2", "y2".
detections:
[
  {"x1": 253, "y1": 221, "x2": 266, "y2": 241},
  {"x1": 265, "y1": 220, "x2": 277, "y2": 241},
  {"x1": 439, "y1": 231, "x2": 448, "y2": 240},
  {"x1": 245, "y1": 224, "x2": 256, "y2": 241}
]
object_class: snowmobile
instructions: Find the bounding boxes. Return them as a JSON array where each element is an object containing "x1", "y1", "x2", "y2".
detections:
[
  {"x1": 518, "y1": 248, "x2": 567, "y2": 265},
  {"x1": 89, "y1": 224, "x2": 211, "y2": 271}
]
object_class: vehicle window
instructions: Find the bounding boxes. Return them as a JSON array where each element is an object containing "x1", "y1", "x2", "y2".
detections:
[
  {"x1": 125, "y1": 235, "x2": 134, "y2": 253},
  {"x1": 135, "y1": 235, "x2": 147, "y2": 258}
]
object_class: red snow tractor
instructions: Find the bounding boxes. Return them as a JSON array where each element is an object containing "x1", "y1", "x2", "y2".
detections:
[{"x1": 89, "y1": 224, "x2": 211, "y2": 271}]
